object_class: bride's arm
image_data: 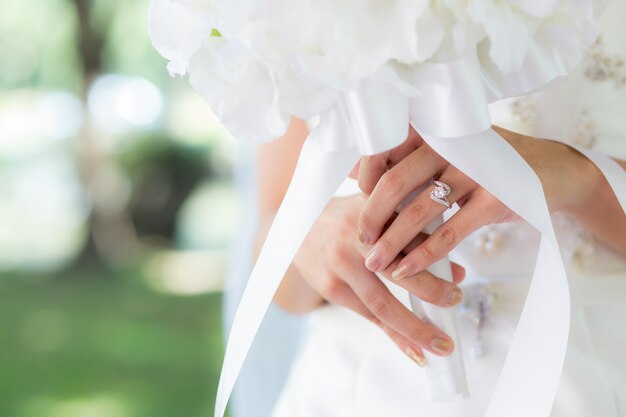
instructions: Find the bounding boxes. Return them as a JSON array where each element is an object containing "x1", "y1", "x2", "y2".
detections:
[
  {"x1": 567, "y1": 158, "x2": 626, "y2": 255},
  {"x1": 576, "y1": 157, "x2": 626, "y2": 255},
  {"x1": 496, "y1": 128, "x2": 626, "y2": 256},
  {"x1": 255, "y1": 118, "x2": 324, "y2": 312}
]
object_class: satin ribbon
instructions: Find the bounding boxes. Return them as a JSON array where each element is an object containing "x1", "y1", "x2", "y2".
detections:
[{"x1": 215, "y1": 42, "x2": 626, "y2": 417}]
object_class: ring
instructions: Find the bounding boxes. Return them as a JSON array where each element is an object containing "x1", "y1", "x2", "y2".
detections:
[{"x1": 430, "y1": 179, "x2": 452, "y2": 208}]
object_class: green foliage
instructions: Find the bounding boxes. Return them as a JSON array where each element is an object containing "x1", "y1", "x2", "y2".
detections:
[
  {"x1": 97, "y1": 0, "x2": 171, "y2": 84},
  {"x1": 0, "y1": 271, "x2": 224, "y2": 417},
  {"x1": 0, "y1": 0, "x2": 82, "y2": 91},
  {"x1": 0, "y1": 0, "x2": 171, "y2": 91}
]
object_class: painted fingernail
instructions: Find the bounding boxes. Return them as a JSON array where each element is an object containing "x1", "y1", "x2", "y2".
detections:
[
  {"x1": 430, "y1": 338, "x2": 452, "y2": 355},
  {"x1": 391, "y1": 264, "x2": 413, "y2": 281},
  {"x1": 405, "y1": 347, "x2": 427, "y2": 367},
  {"x1": 448, "y1": 287, "x2": 463, "y2": 306},
  {"x1": 365, "y1": 247, "x2": 381, "y2": 271}
]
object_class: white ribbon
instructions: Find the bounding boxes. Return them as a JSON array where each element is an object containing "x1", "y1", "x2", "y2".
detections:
[
  {"x1": 421, "y1": 130, "x2": 569, "y2": 417},
  {"x1": 215, "y1": 43, "x2": 626, "y2": 417}
]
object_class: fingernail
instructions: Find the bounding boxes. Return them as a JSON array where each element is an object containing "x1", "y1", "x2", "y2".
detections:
[
  {"x1": 391, "y1": 264, "x2": 413, "y2": 280},
  {"x1": 405, "y1": 347, "x2": 427, "y2": 367},
  {"x1": 448, "y1": 287, "x2": 463, "y2": 306},
  {"x1": 430, "y1": 338, "x2": 452, "y2": 355},
  {"x1": 365, "y1": 247, "x2": 381, "y2": 270},
  {"x1": 358, "y1": 229, "x2": 370, "y2": 245}
]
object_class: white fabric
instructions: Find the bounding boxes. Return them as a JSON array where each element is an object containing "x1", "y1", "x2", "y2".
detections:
[
  {"x1": 223, "y1": 143, "x2": 306, "y2": 417},
  {"x1": 272, "y1": 2, "x2": 626, "y2": 416}
]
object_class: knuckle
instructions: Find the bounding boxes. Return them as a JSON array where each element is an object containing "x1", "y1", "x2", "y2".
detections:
[
  {"x1": 326, "y1": 242, "x2": 347, "y2": 265},
  {"x1": 365, "y1": 292, "x2": 390, "y2": 318},
  {"x1": 407, "y1": 325, "x2": 428, "y2": 345},
  {"x1": 379, "y1": 169, "x2": 404, "y2": 195},
  {"x1": 415, "y1": 275, "x2": 446, "y2": 303},
  {"x1": 405, "y1": 203, "x2": 428, "y2": 224},
  {"x1": 429, "y1": 280, "x2": 450, "y2": 303},
  {"x1": 438, "y1": 227, "x2": 457, "y2": 248},
  {"x1": 418, "y1": 245, "x2": 435, "y2": 264},
  {"x1": 320, "y1": 276, "x2": 342, "y2": 299},
  {"x1": 336, "y1": 212, "x2": 354, "y2": 236},
  {"x1": 358, "y1": 156, "x2": 387, "y2": 194}
]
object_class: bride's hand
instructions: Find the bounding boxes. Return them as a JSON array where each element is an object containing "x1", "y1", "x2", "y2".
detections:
[
  {"x1": 354, "y1": 126, "x2": 599, "y2": 279},
  {"x1": 279, "y1": 194, "x2": 466, "y2": 364}
]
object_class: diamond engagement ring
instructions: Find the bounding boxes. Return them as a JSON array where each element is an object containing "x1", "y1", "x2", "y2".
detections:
[{"x1": 430, "y1": 180, "x2": 452, "y2": 208}]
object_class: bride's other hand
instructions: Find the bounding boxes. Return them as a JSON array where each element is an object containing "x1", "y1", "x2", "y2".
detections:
[
  {"x1": 354, "y1": 125, "x2": 622, "y2": 279},
  {"x1": 274, "y1": 194, "x2": 466, "y2": 363}
]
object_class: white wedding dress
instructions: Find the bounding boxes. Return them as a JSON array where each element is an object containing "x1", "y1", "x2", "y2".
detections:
[{"x1": 271, "y1": 2, "x2": 626, "y2": 416}]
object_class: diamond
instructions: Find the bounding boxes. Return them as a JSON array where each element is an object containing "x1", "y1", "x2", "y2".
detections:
[{"x1": 433, "y1": 188, "x2": 447, "y2": 199}]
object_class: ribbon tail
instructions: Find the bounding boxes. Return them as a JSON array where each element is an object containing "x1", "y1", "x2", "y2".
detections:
[
  {"x1": 214, "y1": 128, "x2": 361, "y2": 417},
  {"x1": 419, "y1": 127, "x2": 569, "y2": 417}
]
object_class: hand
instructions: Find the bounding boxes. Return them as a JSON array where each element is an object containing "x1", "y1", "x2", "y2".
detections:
[
  {"x1": 354, "y1": 126, "x2": 599, "y2": 279},
  {"x1": 277, "y1": 194, "x2": 467, "y2": 364}
]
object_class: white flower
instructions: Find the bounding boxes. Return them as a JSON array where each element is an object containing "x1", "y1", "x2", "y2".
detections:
[
  {"x1": 187, "y1": 38, "x2": 289, "y2": 141},
  {"x1": 468, "y1": 0, "x2": 540, "y2": 73},
  {"x1": 148, "y1": 0, "x2": 215, "y2": 76},
  {"x1": 148, "y1": 0, "x2": 602, "y2": 142},
  {"x1": 510, "y1": 0, "x2": 560, "y2": 19},
  {"x1": 537, "y1": 0, "x2": 598, "y2": 67}
]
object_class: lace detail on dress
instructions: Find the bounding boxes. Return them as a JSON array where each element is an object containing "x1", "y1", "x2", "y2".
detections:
[
  {"x1": 552, "y1": 212, "x2": 597, "y2": 269},
  {"x1": 505, "y1": 36, "x2": 626, "y2": 270},
  {"x1": 585, "y1": 36, "x2": 626, "y2": 87},
  {"x1": 511, "y1": 96, "x2": 598, "y2": 149}
]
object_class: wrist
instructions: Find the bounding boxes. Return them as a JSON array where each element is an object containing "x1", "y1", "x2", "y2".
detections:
[
  {"x1": 494, "y1": 126, "x2": 599, "y2": 215},
  {"x1": 548, "y1": 142, "x2": 602, "y2": 217}
]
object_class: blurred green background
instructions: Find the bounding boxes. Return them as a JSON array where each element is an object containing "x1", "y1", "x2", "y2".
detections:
[{"x1": 0, "y1": 1, "x2": 237, "y2": 416}]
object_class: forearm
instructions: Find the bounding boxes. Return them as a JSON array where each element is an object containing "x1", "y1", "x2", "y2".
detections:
[
  {"x1": 566, "y1": 158, "x2": 626, "y2": 257},
  {"x1": 497, "y1": 126, "x2": 626, "y2": 257},
  {"x1": 256, "y1": 118, "x2": 325, "y2": 313},
  {"x1": 255, "y1": 213, "x2": 325, "y2": 314}
]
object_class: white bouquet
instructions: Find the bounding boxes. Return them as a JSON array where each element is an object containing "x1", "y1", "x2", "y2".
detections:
[
  {"x1": 149, "y1": 1, "x2": 605, "y2": 417},
  {"x1": 150, "y1": 0, "x2": 602, "y2": 140}
]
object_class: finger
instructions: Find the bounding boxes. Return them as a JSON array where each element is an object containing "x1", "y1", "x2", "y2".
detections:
[
  {"x1": 379, "y1": 323, "x2": 427, "y2": 367},
  {"x1": 357, "y1": 152, "x2": 390, "y2": 196},
  {"x1": 393, "y1": 190, "x2": 501, "y2": 279},
  {"x1": 357, "y1": 129, "x2": 421, "y2": 195},
  {"x1": 358, "y1": 239, "x2": 463, "y2": 308},
  {"x1": 331, "y1": 247, "x2": 454, "y2": 356},
  {"x1": 356, "y1": 229, "x2": 466, "y2": 284},
  {"x1": 321, "y1": 275, "x2": 427, "y2": 366},
  {"x1": 348, "y1": 160, "x2": 361, "y2": 180},
  {"x1": 364, "y1": 166, "x2": 475, "y2": 273},
  {"x1": 355, "y1": 226, "x2": 427, "y2": 256},
  {"x1": 451, "y1": 263, "x2": 466, "y2": 284},
  {"x1": 386, "y1": 127, "x2": 422, "y2": 166},
  {"x1": 383, "y1": 257, "x2": 464, "y2": 307},
  {"x1": 320, "y1": 275, "x2": 378, "y2": 324},
  {"x1": 358, "y1": 144, "x2": 447, "y2": 246}
]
